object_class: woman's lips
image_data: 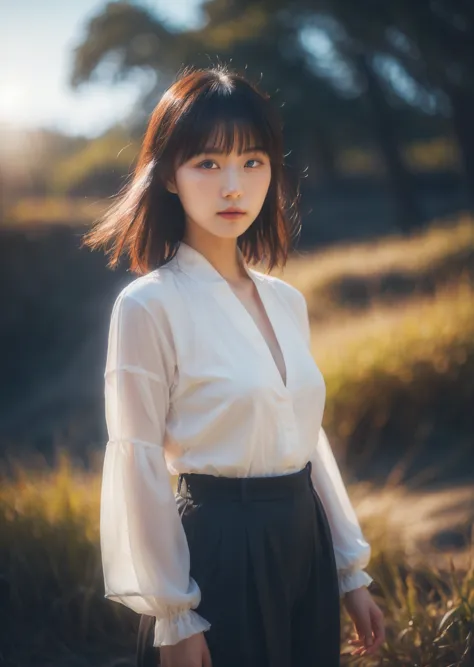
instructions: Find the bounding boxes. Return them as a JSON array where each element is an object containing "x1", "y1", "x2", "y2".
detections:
[{"x1": 217, "y1": 211, "x2": 246, "y2": 219}]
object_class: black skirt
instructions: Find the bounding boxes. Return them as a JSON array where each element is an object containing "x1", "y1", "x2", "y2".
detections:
[{"x1": 136, "y1": 461, "x2": 341, "y2": 667}]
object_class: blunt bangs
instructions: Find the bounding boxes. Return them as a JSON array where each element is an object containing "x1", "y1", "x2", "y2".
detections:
[{"x1": 165, "y1": 80, "x2": 280, "y2": 168}]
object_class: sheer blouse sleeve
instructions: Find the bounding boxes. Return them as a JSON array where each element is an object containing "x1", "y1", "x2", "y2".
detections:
[
  {"x1": 292, "y1": 288, "x2": 374, "y2": 597},
  {"x1": 100, "y1": 290, "x2": 211, "y2": 646}
]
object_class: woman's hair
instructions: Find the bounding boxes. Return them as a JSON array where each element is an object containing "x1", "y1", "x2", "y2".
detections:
[{"x1": 81, "y1": 63, "x2": 301, "y2": 274}]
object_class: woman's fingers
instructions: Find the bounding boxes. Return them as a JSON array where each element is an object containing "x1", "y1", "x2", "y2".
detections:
[
  {"x1": 364, "y1": 607, "x2": 385, "y2": 653},
  {"x1": 357, "y1": 618, "x2": 374, "y2": 648},
  {"x1": 347, "y1": 639, "x2": 364, "y2": 646},
  {"x1": 348, "y1": 629, "x2": 373, "y2": 656},
  {"x1": 371, "y1": 606, "x2": 386, "y2": 644},
  {"x1": 353, "y1": 615, "x2": 385, "y2": 655},
  {"x1": 346, "y1": 601, "x2": 386, "y2": 655}
]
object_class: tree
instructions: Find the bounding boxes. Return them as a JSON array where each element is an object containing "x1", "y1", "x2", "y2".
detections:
[
  {"x1": 70, "y1": 0, "x2": 465, "y2": 232},
  {"x1": 382, "y1": 0, "x2": 474, "y2": 205}
]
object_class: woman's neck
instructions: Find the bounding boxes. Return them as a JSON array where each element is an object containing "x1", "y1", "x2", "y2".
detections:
[{"x1": 181, "y1": 231, "x2": 250, "y2": 285}]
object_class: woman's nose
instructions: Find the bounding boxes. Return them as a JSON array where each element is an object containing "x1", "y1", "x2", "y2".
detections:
[{"x1": 221, "y1": 168, "x2": 243, "y2": 198}]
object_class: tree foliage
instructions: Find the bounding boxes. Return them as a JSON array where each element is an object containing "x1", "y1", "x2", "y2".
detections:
[{"x1": 70, "y1": 0, "x2": 474, "y2": 230}]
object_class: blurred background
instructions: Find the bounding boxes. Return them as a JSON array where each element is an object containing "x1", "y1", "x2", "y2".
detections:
[{"x1": 0, "y1": 1, "x2": 473, "y2": 665}]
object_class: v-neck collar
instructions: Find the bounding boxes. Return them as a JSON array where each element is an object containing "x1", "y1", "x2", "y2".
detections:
[{"x1": 170, "y1": 241, "x2": 290, "y2": 392}]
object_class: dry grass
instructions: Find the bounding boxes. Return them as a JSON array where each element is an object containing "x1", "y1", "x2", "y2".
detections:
[
  {"x1": 276, "y1": 214, "x2": 473, "y2": 297},
  {"x1": 1, "y1": 452, "x2": 472, "y2": 666}
]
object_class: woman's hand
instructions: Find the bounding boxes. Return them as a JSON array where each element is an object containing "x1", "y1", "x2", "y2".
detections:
[
  {"x1": 160, "y1": 631, "x2": 212, "y2": 667},
  {"x1": 343, "y1": 586, "x2": 385, "y2": 657}
]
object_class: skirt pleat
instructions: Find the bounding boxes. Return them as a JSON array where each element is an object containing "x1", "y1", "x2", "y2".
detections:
[{"x1": 136, "y1": 461, "x2": 341, "y2": 667}]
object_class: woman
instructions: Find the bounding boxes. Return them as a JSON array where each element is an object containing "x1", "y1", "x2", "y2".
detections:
[{"x1": 83, "y1": 64, "x2": 385, "y2": 667}]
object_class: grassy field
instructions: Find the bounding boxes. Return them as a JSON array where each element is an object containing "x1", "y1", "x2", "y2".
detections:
[
  {"x1": 1, "y1": 215, "x2": 473, "y2": 666},
  {"x1": 1, "y1": 452, "x2": 472, "y2": 666},
  {"x1": 280, "y1": 215, "x2": 474, "y2": 487}
]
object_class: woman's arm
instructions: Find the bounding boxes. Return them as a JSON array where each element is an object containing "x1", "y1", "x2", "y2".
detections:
[
  {"x1": 101, "y1": 289, "x2": 211, "y2": 646},
  {"x1": 291, "y1": 287, "x2": 373, "y2": 597},
  {"x1": 308, "y1": 426, "x2": 373, "y2": 596}
]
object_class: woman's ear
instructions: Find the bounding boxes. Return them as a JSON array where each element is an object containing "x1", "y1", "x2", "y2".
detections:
[{"x1": 166, "y1": 178, "x2": 178, "y2": 194}]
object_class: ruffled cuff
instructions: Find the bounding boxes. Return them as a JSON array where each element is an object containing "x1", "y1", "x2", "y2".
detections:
[
  {"x1": 338, "y1": 569, "x2": 374, "y2": 597},
  {"x1": 153, "y1": 608, "x2": 212, "y2": 647}
]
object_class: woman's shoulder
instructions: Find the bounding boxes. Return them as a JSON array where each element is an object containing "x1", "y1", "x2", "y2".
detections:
[{"x1": 111, "y1": 265, "x2": 179, "y2": 317}]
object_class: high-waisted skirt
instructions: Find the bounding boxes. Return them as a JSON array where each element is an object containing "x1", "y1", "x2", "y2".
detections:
[{"x1": 136, "y1": 460, "x2": 341, "y2": 667}]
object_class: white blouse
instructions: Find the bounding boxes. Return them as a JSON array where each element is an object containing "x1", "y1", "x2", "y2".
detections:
[{"x1": 100, "y1": 241, "x2": 373, "y2": 648}]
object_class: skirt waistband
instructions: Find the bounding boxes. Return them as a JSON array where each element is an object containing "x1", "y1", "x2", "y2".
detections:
[{"x1": 177, "y1": 461, "x2": 313, "y2": 502}]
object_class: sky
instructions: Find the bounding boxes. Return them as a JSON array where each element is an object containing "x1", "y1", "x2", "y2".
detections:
[{"x1": 0, "y1": 0, "x2": 204, "y2": 137}]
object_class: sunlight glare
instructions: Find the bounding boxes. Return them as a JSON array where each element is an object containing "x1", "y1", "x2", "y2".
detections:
[{"x1": 0, "y1": 83, "x2": 27, "y2": 121}]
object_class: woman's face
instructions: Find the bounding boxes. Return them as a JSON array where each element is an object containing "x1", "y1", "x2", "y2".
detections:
[{"x1": 168, "y1": 141, "x2": 272, "y2": 240}]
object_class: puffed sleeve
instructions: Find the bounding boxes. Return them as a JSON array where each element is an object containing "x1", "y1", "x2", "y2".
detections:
[
  {"x1": 100, "y1": 290, "x2": 211, "y2": 646},
  {"x1": 292, "y1": 288, "x2": 374, "y2": 597}
]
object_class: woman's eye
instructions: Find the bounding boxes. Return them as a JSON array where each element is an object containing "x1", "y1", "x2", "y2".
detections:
[
  {"x1": 195, "y1": 157, "x2": 264, "y2": 169},
  {"x1": 197, "y1": 160, "x2": 217, "y2": 169}
]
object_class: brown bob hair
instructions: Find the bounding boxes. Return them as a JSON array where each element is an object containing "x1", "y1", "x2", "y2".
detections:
[{"x1": 81, "y1": 64, "x2": 301, "y2": 274}]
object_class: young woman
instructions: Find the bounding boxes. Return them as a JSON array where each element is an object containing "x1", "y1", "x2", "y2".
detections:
[{"x1": 84, "y1": 65, "x2": 385, "y2": 667}]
